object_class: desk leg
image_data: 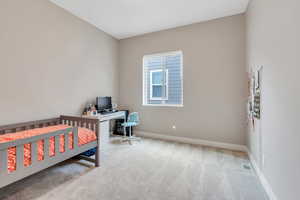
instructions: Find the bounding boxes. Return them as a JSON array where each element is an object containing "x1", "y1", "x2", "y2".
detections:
[
  {"x1": 96, "y1": 120, "x2": 109, "y2": 165},
  {"x1": 100, "y1": 121, "x2": 110, "y2": 147}
]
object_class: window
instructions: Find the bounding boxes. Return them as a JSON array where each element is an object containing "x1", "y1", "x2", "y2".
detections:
[
  {"x1": 150, "y1": 69, "x2": 168, "y2": 100},
  {"x1": 143, "y1": 51, "x2": 183, "y2": 106}
]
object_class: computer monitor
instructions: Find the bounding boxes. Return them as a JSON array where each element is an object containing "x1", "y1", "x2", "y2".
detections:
[{"x1": 96, "y1": 96, "x2": 112, "y2": 112}]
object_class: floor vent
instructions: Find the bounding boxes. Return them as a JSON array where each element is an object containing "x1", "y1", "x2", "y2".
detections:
[{"x1": 243, "y1": 164, "x2": 251, "y2": 170}]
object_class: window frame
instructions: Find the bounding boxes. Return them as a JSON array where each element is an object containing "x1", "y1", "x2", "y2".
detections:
[
  {"x1": 149, "y1": 69, "x2": 169, "y2": 101},
  {"x1": 143, "y1": 50, "x2": 184, "y2": 107}
]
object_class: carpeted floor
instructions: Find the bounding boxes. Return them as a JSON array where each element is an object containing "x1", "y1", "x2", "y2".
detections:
[{"x1": 0, "y1": 137, "x2": 268, "y2": 200}]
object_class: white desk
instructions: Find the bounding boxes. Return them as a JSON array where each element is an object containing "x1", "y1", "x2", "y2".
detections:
[
  {"x1": 83, "y1": 111, "x2": 126, "y2": 148},
  {"x1": 98, "y1": 111, "x2": 126, "y2": 122}
]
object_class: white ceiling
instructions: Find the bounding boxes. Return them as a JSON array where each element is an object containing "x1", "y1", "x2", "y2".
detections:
[{"x1": 50, "y1": 0, "x2": 249, "y2": 39}]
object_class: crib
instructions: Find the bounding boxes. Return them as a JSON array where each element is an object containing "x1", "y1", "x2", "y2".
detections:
[{"x1": 0, "y1": 115, "x2": 99, "y2": 188}]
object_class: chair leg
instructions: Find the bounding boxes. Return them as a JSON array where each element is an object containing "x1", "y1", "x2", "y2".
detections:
[
  {"x1": 123, "y1": 126, "x2": 127, "y2": 138},
  {"x1": 129, "y1": 127, "x2": 132, "y2": 145},
  {"x1": 121, "y1": 126, "x2": 140, "y2": 145},
  {"x1": 121, "y1": 126, "x2": 130, "y2": 144}
]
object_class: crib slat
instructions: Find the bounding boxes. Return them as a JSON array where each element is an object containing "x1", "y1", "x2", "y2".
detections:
[
  {"x1": 31, "y1": 141, "x2": 38, "y2": 165},
  {"x1": 44, "y1": 138, "x2": 49, "y2": 160},
  {"x1": 73, "y1": 128, "x2": 78, "y2": 150},
  {"x1": 55, "y1": 135, "x2": 60, "y2": 156},
  {"x1": 0, "y1": 150, "x2": 7, "y2": 175},
  {"x1": 64, "y1": 133, "x2": 69, "y2": 153},
  {"x1": 16, "y1": 145, "x2": 24, "y2": 170}
]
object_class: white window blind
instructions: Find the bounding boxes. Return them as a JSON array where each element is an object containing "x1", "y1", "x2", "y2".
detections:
[{"x1": 143, "y1": 51, "x2": 183, "y2": 106}]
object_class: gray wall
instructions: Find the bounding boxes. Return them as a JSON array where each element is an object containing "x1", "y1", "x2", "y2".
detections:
[
  {"x1": 246, "y1": 0, "x2": 300, "y2": 199},
  {"x1": 119, "y1": 14, "x2": 247, "y2": 145},
  {"x1": 0, "y1": 0, "x2": 119, "y2": 125}
]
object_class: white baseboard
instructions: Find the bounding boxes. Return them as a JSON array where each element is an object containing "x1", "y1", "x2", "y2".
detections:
[
  {"x1": 247, "y1": 149, "x2": 278, "y2": 200},
  {"x1": 135, "y1": 131, "x2": 247, "y2": 152}
]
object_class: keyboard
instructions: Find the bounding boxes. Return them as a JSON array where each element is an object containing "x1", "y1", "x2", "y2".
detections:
[{"x1": 99, "y1": 110, "x2": 118, "y2": 115}]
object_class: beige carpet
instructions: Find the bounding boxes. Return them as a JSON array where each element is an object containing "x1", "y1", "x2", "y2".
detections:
[{"x1": 0, "y1": 137, "x2": 268, "y2": 200}]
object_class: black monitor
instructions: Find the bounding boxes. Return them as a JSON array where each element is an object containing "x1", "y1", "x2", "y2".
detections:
[{"x1": 96, "y1": 96, "x2": 112, "y2": 112}]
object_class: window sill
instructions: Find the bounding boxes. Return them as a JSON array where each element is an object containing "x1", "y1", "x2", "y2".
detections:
[{"x1": 142, "y1": 104, "x2": 184, "y2": 108}]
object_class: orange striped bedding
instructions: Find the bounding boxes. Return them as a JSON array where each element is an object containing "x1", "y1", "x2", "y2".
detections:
[{"x1": 0, "y1": 125, "x2": 97, "y2": 172}]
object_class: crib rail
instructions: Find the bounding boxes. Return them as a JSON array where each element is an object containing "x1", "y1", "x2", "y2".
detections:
[
  {"x1": 0, "y1": 118, "x2": 60, "y2": 135},
  {"x1": 60, "y1": 115, "x2": 100, "y2": 166},
  {"x1": 0, "y1": 116, "x2": 100, "y2": 188},
  {"x1": 60, "y1": 115, "x2": 99, "y2": 133}
]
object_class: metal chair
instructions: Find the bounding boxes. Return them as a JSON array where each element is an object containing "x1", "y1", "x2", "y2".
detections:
[{"x1": 122, "y1": 112, "x2": 141, "y2": 144}]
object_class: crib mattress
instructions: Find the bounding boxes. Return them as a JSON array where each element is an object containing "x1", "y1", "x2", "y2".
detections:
[{"x1": 0, "y1": 125, "x2": 97, "y2": 172}]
